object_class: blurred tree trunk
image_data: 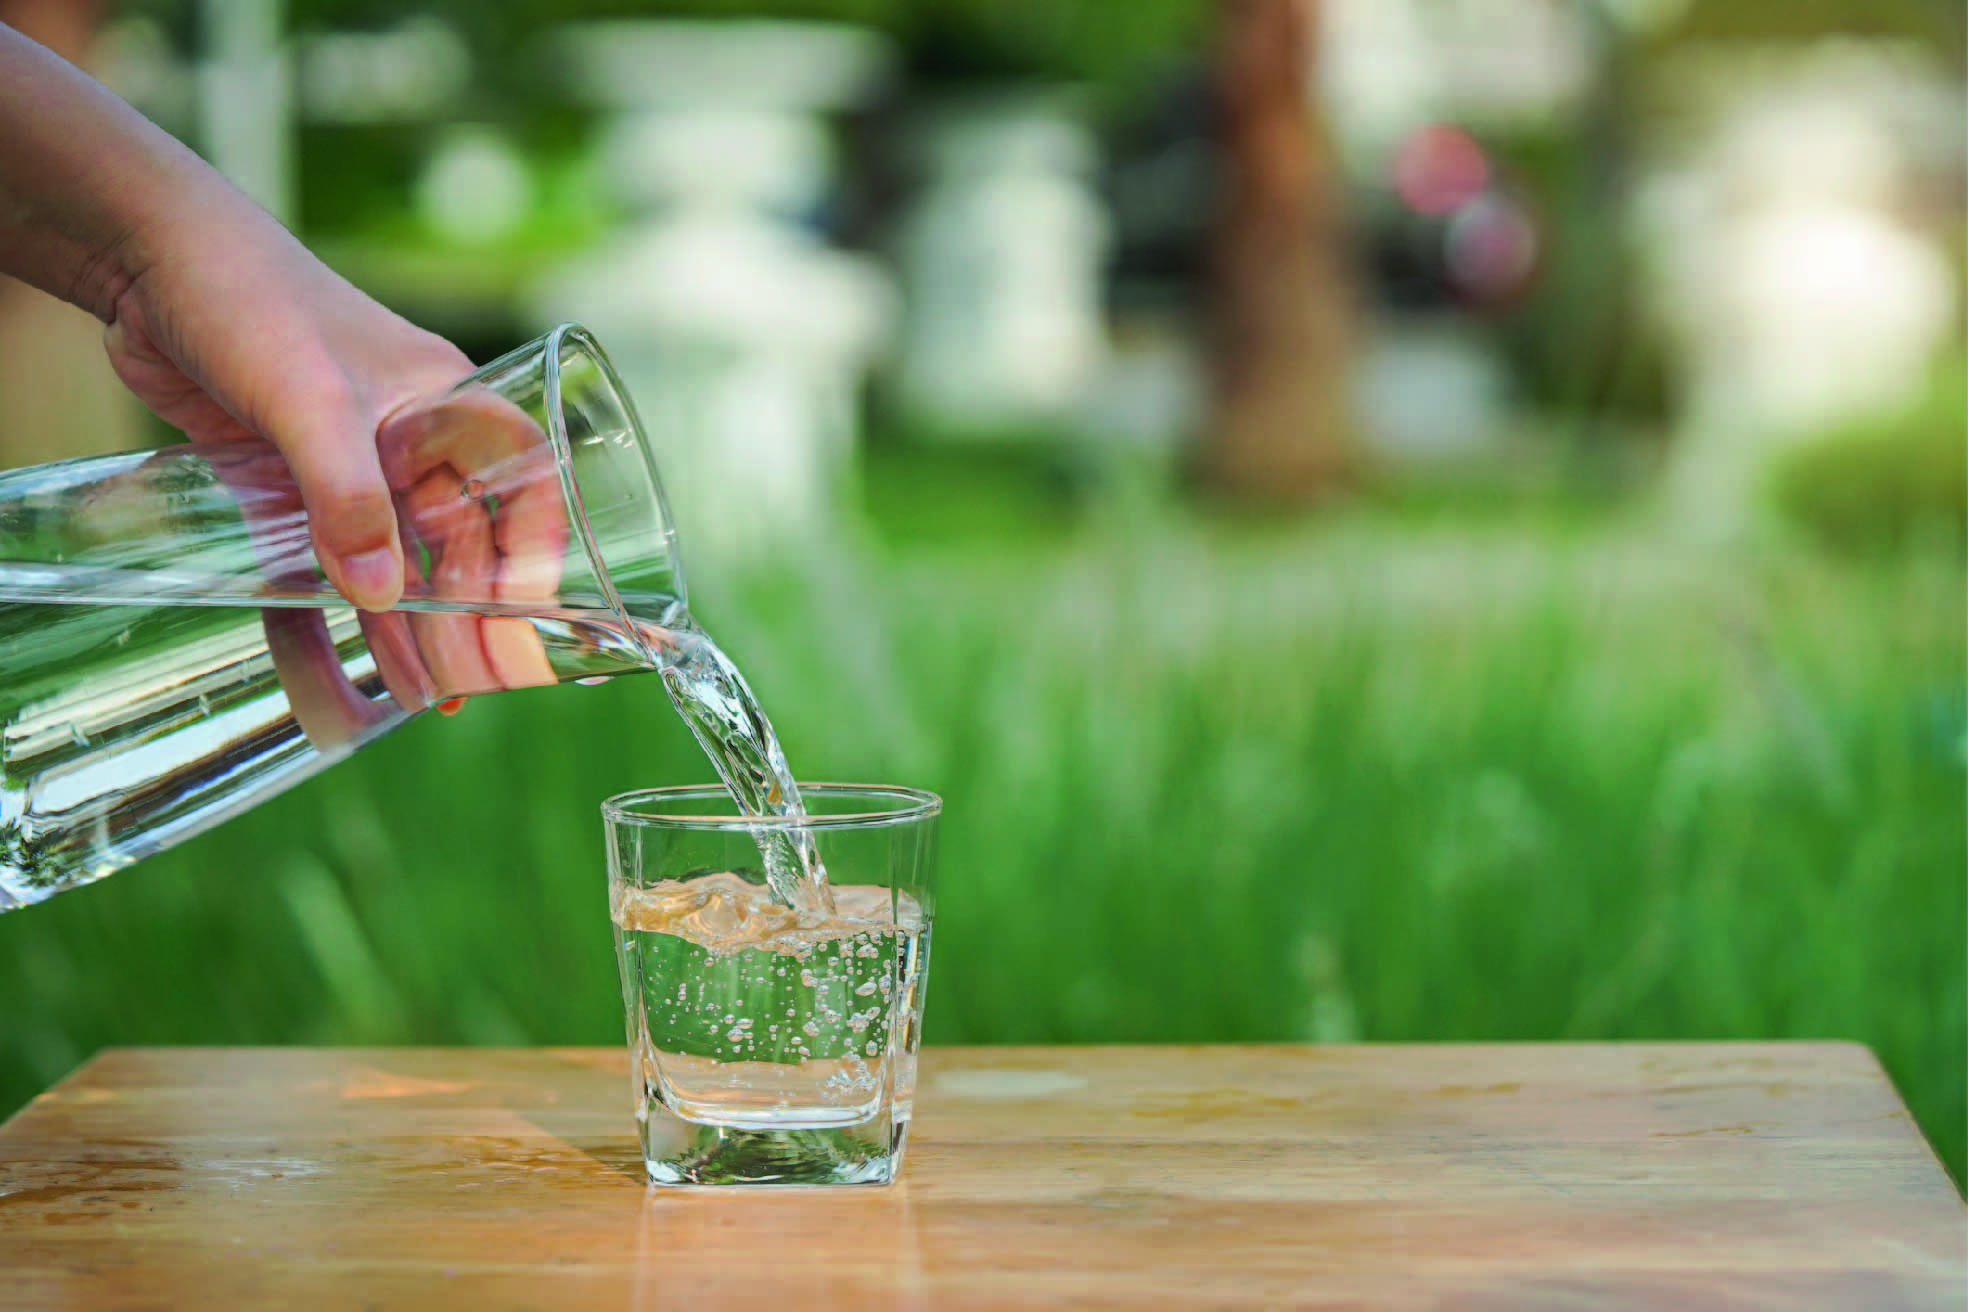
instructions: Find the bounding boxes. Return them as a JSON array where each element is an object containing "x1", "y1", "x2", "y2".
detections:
[
  {"x1": 1197, "y1": 0, "x2": 1357, "y2": 500},
  {"x1": 0, "y1": 0, "x2": 145, "y2": 470}
]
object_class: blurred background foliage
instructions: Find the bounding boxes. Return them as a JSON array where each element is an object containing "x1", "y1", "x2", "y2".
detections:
[
  {"x1": 1769, "y1": 359, "x2": 1968, "y2": 555},
  {"x1": 0, "y1": 0, "x2": 1962, "y2": 1185}
]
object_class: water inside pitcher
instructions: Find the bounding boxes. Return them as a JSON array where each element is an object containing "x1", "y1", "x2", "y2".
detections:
[{"x1": 0, "y1": 325, "x2": 685, "y2": 910}]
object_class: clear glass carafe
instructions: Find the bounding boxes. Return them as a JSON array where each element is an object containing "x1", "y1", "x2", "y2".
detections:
[{"x1": 0, "y1": 325, "x2": 684, "y2": 910}]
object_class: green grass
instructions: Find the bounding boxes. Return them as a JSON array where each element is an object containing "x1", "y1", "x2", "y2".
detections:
[{"x1": 1, "y1": 502, "x2": 1961, "y2": 1188}]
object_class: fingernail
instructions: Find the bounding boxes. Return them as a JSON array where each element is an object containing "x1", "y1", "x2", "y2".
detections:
[
  {"x1": 340, "y1": 547, "x2": 401, "y2": 611},
  {"x1": 437, "y1": 697, "x2": 468, "y2": 716}
]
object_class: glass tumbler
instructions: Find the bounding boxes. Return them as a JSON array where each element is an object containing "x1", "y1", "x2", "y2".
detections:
[{"x1": 604, "y1": 784, "x2": 940, "y2": 1186}]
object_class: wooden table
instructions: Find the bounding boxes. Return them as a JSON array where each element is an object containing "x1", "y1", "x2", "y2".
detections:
[{"x1": 1, "y1": 1045, "x2": 1961, "y2": 1308}]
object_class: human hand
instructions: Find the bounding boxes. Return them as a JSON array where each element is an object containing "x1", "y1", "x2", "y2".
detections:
[
  {"x1": 193, "y1": 383, "x2": 571, "y2": 750},
  {"x1": 0, "y1": 26, "x2": 573, "y2": 748},
  {"x1": 103, "y1": 195, "x2": 470, "y2": 613},
  {"x1": 379, "y1": 384, "x2": 570, "y2": 696},
  {"x1": 111, "y1": 208, "x2": 583, "y2": 746},
  {"x1": 0, "y1": 24, "x2": 469, "y2": 614}
]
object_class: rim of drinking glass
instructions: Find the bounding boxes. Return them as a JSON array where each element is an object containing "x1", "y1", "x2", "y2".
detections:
[
  {"x1": 602, "y1": 784, "x2": 942, "y2": 831},
  {"x1": 537, "y1": 322, "x2": 688, "y2": 656}
]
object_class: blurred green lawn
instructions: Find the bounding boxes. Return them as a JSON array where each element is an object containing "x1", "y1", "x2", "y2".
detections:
[{"x1": 2, "y1": 451, "x2": 1961, "y2": 1187}]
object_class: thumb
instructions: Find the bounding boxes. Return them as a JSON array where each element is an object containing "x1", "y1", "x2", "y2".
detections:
[{"x1": 277, "y1": 409, "x2": 404, "y2": 612}]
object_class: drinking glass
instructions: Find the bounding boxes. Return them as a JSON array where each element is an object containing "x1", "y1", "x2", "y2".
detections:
[
  {"x1": 604, "y1": 784, "x2": 940, "y2": 1186},
  {"x1": 2, "y1": 325, "x2": 686, "y2": 909}
]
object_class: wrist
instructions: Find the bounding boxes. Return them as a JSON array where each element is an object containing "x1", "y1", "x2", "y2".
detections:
[
  {"x1": 89, "y1": 148, "x2": 252, "y2": 321},
  {"x1": 0, "y1": 25, "x2": 244, "y2": 322}
]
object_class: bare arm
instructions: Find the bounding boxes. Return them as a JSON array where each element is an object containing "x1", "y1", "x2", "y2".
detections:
[
  {"x1": 0, "y1": 23, "x2": 471, "y2": 611},
  {"x1": 0, "y1": 22, "x2": 184, "y2": 316}
]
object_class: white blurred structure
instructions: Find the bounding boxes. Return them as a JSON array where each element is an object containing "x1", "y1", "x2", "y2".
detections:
[
  {"x1": 196, "y1": 0, "x2": 292, "y2": 223},
  {"x1": 892, "y1": 96, "x2": 1112, "y2": 436},
  {"x1": 297, "y1": 17, "x2": 470, "y2": 124},
  {"x1": 1077, "y1": 311, "x2": 1205, "y2": 468},
  {"x1": 536, "y1": 23, "x2": 897, "y2": 570},
  {"x1": 1320, "y1": 0, "x2": 1592, "y2": 168},
  {"x1": 1357, "y1": 318, "x2": 1513, "y2": 462},
  {"x1": 1317, "y1": 0, "x2": 1589, "y2": 467},
  {"x1": 550, "y1": 20, "x2": 894, "y2": 115},
  {"x1": 103, "y1": 11, "x2": 477, "y2": 218},
  {"x1": 416, "y1": 127, "x2": 533, "y2": 247},
  {"x1": 1637, "y1": 43, "x2": 1963, "y2": 538}
]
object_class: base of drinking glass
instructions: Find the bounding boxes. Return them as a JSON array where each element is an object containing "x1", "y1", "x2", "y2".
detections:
[{"x1": 640, "y1": 1107, "x2": 910, "y2": 1186}]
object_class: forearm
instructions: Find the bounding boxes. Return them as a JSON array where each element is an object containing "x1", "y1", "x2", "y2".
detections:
[{"x1": 0, "y1": 23, "x2": 225, "y2": 320}]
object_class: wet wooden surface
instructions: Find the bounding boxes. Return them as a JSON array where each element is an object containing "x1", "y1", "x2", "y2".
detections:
[{"x1": 0, "y1": 1044, "x2": 1962, "y2": 1308}]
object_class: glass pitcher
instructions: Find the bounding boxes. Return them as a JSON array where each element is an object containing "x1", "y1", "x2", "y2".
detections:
[{"x1": 0, "y1": 324, "x2": 685, "y2": 911}]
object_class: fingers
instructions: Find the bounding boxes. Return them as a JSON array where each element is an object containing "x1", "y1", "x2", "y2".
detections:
[
  {"x1": 400, "y1": 469, "x2": 500, "y2": 698},
  {"x1": 383, "y1": 386, "x2": 565, "y2": 692},
  {"x1": 261, "y1": 608, "x2": 392, "y2": 752},
  {"x1": 281, "y1": 406, "x2": 404, "y2": 612},
  {"x1": 479, "y1": 616, "x2": 557, "y2": 690},
  {"x1": 490, "y1": 474, "x2": 569, "y2": 604},
  {"x1": 379, "y1": 386, "x2": 548, "y2": 487},
  {"x1": 380, "y1": 386, "x2": 569, "y2": 603},
  {"x1": 355, "y1": 514, "x2": 440, "y2": 713},
  {"x1": 397, "y1": 466, "x2": 560, "y2": 695},
  {"x1": 357, "y1": 610, "x2": 434, "y2": 715}
]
